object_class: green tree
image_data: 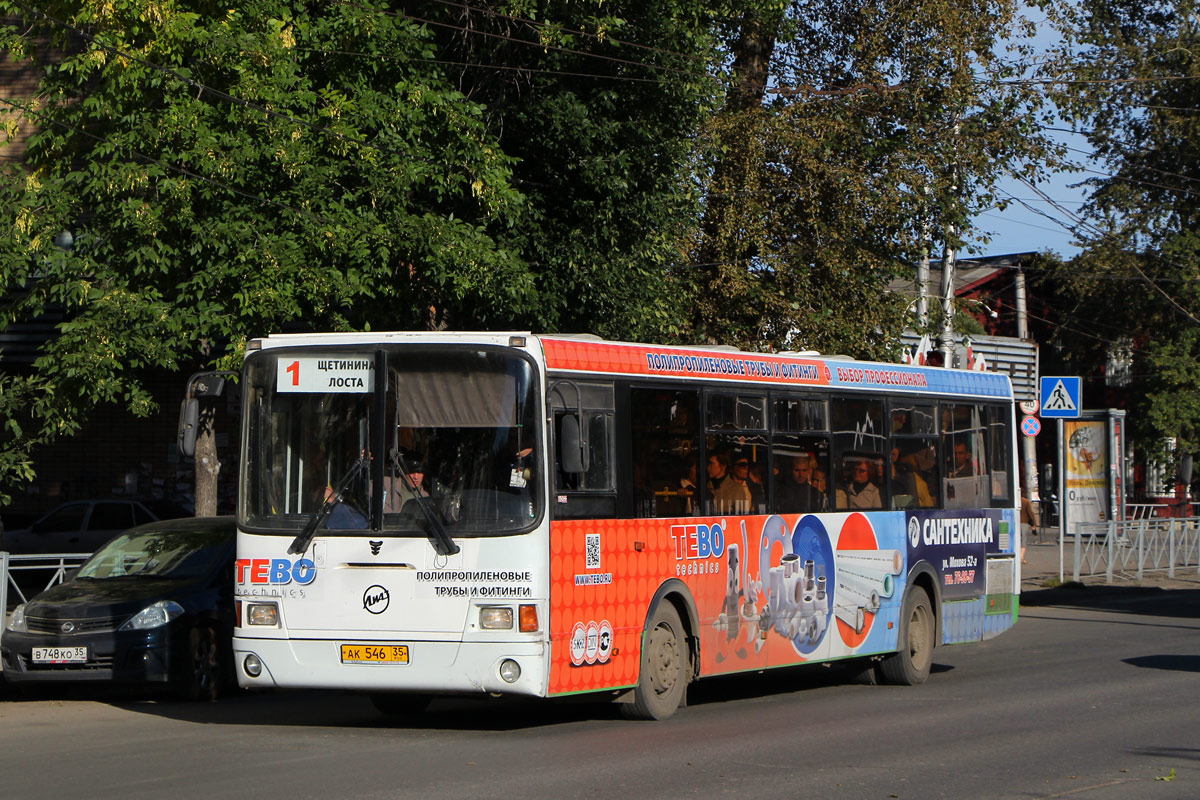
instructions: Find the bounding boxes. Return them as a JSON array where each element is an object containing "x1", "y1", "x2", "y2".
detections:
[
  {"x1": 411, "y1": 1, "x2": 726, "y2": 341},
  {"x1": 1044, "y1": 0, "x2": 1200, "y2": 458},
  {"x1": 689, "y1": 0, "x2": 1062, "y2": 358},
  {"x1": 0, "y1": 1, "x2": 724, "y2": 501}
]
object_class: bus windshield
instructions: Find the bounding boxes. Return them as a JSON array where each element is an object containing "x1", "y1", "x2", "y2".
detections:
[{"x1": 240, "y1": 346, "x2": 540, "y2": 537}]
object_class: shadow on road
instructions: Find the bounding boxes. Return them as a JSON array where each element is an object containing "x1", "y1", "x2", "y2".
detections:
[
  {"x1": 1123, "y1": 654, "x2": 1200, "y2": 673},
  {"x1": 1020, "y1": 585, "x2": 1200, "y2": 619},
  {"x1": 0, "y1": 655, "x2": 953, "y2": 730}
]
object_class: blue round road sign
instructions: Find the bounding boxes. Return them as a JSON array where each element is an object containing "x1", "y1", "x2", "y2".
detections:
[{"x1": 1021, "y1": 415, "x2": 1041, "y2": 437}]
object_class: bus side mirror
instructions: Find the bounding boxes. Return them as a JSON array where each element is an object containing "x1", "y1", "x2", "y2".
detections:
[
  {"x1": 177, "y1": 370, "x2": 235, "y2": 459},
  {"x1": 559, "y1": 414, "x2": 586, "y2": 474},
  {"x1": 178, "y1": 398, "x2": 199, "y2": 458}
]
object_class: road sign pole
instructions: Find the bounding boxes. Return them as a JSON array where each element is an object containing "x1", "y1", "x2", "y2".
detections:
[{"x1": 1058, "y1": 418, "x2": 1066, "y2": 584}]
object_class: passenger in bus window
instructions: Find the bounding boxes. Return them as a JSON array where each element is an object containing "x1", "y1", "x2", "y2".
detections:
[
  {"x1": 729, "y1": 455, "x2": 764, "y2": 513},
  {"x1": 777, "y1": 453, "x2": 827, "y2": 513},
  {"x1": 324, "y1": 485, "x2": 368, "y2": 529},
  {"x1": 748, "y1": 462, "x2": 767, "y2": 513},
  {"x1": 890, "y1": 446, "x2": 933, "y2": 508},
  {"x1": 677, "y1": 460, "x2": 699, "y2": 514},
  {"x1": 383, "y1": 449, "x2": 428, "y2": 512},
  {"x1": 714, "y1": 454, "x2": 753, "y2": 513},
  {"x1": 707, "y1": 452, "x2": 731, "y2": 495},
  {"x1": 837, "y1": 457, "x2": 881, "y2": 510},
  {"x1": 950, "y1": 441, "x2": 975, "y2": 477}
]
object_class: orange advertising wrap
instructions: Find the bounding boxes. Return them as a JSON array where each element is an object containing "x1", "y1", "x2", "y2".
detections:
[
  {"x1": 548, "y1": 512, "x2": 908, "y2": 696},
  {"x1": 542, "y1": 337, "x2": 833, "y2": 387}
]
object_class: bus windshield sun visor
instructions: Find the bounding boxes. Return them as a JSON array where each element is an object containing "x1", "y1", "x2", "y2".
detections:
[
  {"x1": 393, "y1": 448, "x2": 460, "y2": 556},
  {"x1": 287, "y1": 456, "x2": 368, "y2": 555}
]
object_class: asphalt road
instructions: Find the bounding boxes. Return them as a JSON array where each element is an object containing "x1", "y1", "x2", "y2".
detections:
[{"x1": 2, "y1": 586, "x2": 1197, "y2": 800}]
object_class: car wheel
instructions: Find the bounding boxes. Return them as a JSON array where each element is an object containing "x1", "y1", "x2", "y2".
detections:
[{"x1": 176, "y1": 625, "x2": 220, "y2": 702}]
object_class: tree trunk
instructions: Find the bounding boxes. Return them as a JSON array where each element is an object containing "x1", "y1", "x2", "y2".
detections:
[
  {"x1": 692, "y1": 11, "x2": 779, "y2": 343},
  {"x1": 194, "y1": 403, "x2": 219, "y2": 517}
]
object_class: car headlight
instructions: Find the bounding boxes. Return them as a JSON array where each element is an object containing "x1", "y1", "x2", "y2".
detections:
[
  {"x1": 119, "y1": 600, "x2": 185, "y2": 631},
  {"x1": 5, "y1": 603, "x2": 27, "y2": 633}
]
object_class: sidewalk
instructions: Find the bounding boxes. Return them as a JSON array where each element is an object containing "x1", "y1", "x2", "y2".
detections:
[{"x1": 1019, "y1": 526, "x2": 1200, "y2": 592}]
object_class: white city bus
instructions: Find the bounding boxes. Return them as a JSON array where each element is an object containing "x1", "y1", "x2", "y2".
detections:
[{"x1": 233, "y1": 332, "x2": 1019, "y2": 719}]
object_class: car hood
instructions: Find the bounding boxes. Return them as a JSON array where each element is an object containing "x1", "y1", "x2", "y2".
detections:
[{"x1": 23, "y1": 577, "x2": 203, "y2": 620}]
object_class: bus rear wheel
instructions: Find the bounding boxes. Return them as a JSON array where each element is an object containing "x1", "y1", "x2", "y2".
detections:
[
  {"x1": 878, "y1": 586, "x2": 934, "y2": 685},
  {"x1": 622, "y1": 601, "x2": 687, "y2": 720}
]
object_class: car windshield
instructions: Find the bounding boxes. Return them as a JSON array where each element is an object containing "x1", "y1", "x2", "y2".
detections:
[
  {"x1": 76, "y1": 526, "x2": 232, "y2": 581},
  {"x1": 240, "y1": 345, "x2": 541, "y2": 536}
]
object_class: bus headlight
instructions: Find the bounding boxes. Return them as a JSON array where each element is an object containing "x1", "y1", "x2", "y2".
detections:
[
  {"x1": 499, "y1": 659, "x2": 521, "y2": 683},
  {"x1": 479, "y1": 606, "x2": 513, "y2": 630},
  {"x1": 247, "y1": 602, "x2": 279, "y2": 626}
]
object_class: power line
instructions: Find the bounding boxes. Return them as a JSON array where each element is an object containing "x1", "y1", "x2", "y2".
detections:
[
  {"x1": 419, "y1": 0, "x2": 711, "y2": 67},
  {"x1": 335, "y1": 0, "x2": 702, "y2": 78},
  {"x1": 293, "y1": 49, "x2": 666, "y2": 84}
]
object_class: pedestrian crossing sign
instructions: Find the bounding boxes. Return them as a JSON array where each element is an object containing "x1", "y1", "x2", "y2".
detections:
[{"x1": 1040, "y1": 376, "x2": 1081, "y2": 418}]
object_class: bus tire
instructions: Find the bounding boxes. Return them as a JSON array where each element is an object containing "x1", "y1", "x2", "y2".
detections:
[
  {"x1": 622, "y1": 601, "x2": 687, "y2": 720},
  {"x1": 878, "y1": 586, "x2": 934, "y2": 686},
  {"x1": 370, "y1": 692, "x2": 433, "y2": 716}
]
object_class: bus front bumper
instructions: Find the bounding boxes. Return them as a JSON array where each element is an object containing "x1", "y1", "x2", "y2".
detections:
[{"x1": 232, "y1": 635, "x2": 549, "y2": 697}]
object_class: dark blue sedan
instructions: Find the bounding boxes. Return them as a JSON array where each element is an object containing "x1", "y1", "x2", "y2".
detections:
[{"x1": 2, "y1": 516, "x2": 236, "y2": 700}]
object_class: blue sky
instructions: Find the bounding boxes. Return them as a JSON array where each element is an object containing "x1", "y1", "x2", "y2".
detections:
[
  {"x1": 965, "y1": 5, "x2": 1091, "y2": 261},
  {"x1": 967, "y1": 135, "x2": 1092, "y2": 261}
]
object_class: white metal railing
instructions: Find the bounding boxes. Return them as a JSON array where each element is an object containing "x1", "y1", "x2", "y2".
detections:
[
  {"x1": 1124, "y1": 502, "x2": 1196, "y2": 520},
  {"x1": 1072, "y1": 517, "x2": 1200, "y2": 584},
  {"x1": 1, "y1": 551, "x2": 91, "y2": 608}
]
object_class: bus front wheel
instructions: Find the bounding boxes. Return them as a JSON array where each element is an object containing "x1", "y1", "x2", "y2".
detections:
[
  {"x1": 878, "y1": 586, "x2": 934, "y2": 686},
  {"x1": 622, "y1": 601, "x2": 687, "y2": 720}
]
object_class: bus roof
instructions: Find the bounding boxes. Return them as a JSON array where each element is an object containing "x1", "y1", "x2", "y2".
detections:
[
  {"x1": 538, "y1": 335, "x2": 1013, "y2": 401},
  {"x1": 248, "y1": 331, "x2": 1013, "y2": 400}
]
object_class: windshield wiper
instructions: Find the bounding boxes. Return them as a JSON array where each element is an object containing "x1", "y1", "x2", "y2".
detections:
[
  {"x1": 392, "y1": 449, "x2": 460, "y2": 556},
  {"x1": 288, "y1": 455, "x2": 367, "y2": 555}
]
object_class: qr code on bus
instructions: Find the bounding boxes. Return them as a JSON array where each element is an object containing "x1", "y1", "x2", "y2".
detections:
[{"x1": 585, "y1": 533, "x2": 601, "y2": 569}]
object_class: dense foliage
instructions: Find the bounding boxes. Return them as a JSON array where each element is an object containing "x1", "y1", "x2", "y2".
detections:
[
  {"x1": 0, "y1": 0, "x2": 1059, "y2": 500},
  {"x1": 0, "y1": 1, "x2": 722, "y2": 500},
  {"x1": 687, "y1": 0, "x2": 1061, "y2": 357},
  {"x1": 1044, "y1": 0, "x2": 1200, "y2": 458}
]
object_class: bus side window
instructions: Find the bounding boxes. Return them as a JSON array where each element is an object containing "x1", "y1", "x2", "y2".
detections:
[
  {"x1": 943, "y1": 402, "x2": 988, "y2": 509},
  {"x1": 771, "y1": 396, "x2": 830, "y2": 515},
  {"x1": 831, "y1": 396, "x2": 886, "y2": 510},
  {"x1": 551, "y1": 381, "x2": 617, "y2": 520},
  {"x1": 987, "y1": 405, "x2": 1013, "y2": 506},
  {"x1": 888, "y1": 402, "x2": 939, "y2": 509},
  {"x1": 630, "y1": 388, "x2": 700, "y2": 519}
]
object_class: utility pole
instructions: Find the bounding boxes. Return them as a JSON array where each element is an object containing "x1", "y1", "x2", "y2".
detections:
[
  {"x1": 917, "y1": 195, "x2": 931, "y2": 328},
  {"x1": 938, "y1": 233, "x2": 957, "y2": 365},
  {"x1": 938, "y1": 120, "x2": 962, "y2": 366},
  {"x1": 1015, "y1": 264, "x2": 1040, "y2": 513}
]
